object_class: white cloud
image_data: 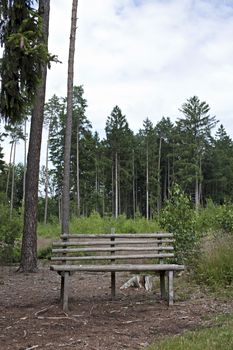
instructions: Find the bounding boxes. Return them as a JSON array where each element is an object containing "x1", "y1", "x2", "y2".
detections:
[{"x1": 2, "y1": 0, "x2": 233, "y2": 162}]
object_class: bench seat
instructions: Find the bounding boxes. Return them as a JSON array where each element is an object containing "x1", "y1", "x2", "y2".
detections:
[
  {"x1": 50, "y1": 232, "x2": 185, "y2": 311},
  {"x1": 50, "y1": 263, "x2": 184, "y2": 272}
]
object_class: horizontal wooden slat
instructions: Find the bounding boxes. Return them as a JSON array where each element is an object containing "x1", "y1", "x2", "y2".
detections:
[
  {"x1": 50, "y1": 253, "x2": 174, "y2": 261},
  {"x1": 52, "y1": 246, "x2": 174, "y2": 253},
  {"x1": 52, "y1": 239, "x2": 174, "y2": 247},
  {"x1": 50, "y1": 263, "x2": 185, "y2": 272},
  {"x1": 60, "y1": 233, "x2": 173, "y2": 239}
]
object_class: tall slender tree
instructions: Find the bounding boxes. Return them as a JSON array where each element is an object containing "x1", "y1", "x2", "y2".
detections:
[
  {"x1": 177, "y1": 96, "x2": 218, "y2": 209},
  {"x1": 61, "y1": 0, "x2": 79, "y2": 235}
]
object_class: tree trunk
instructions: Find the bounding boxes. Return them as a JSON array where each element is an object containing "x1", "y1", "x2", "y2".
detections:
[
  {"x1": 115, "y1": 151, "x2": 118, "y2": 218},
  {"x1": 61, "y1": 0, "x2": 79, "y2": 235},
  {"x1": 157, "y1": 137, "x2": 162, "y2": 213},
  {"x1": 10, "y1": 141, "x2": 16, "y2": 219},
  {"x1": 44, "y1": 127, "x2": 50, "y2": 225},
  {"x1": 112, "y1": 164, "x2": 114, "y2": 216},
  {"x1": 20, "y1": 0, "x2": 50, "y2": 272},
  {"x1": 22, "y1": 119, "x2": 27, "y2": 208},
  {"x1": 195, "y1": 172, "x2": 199, "y2": 210},
  {"x1": 76, "y1": 118, "x2": 80, "y2": 217},
  {"x1": 6, "y1": 141, "x2": 14, "y2": 200},
  {"x1": 132, "y1": 150, "x2": 135, "y2": 219},
  {"x1": 146, "y1": 141, "x2": 149, "y2": 220}
]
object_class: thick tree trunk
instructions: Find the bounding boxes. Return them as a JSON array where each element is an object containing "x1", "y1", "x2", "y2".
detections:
[
  {"x1": 20, "y1": 0, "x2": 50, "y2": 272},
  {"x1": 61, "y1": 0, "x2": 79, "y2": 235}
]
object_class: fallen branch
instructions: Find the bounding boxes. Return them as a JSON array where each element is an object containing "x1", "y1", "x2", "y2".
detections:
[
  {"x1": 34, "y1": 305, "x2": 54, "y2": 317},
  {"x1": 24, "y1": 345, "x2": 39, "y2": 350}
]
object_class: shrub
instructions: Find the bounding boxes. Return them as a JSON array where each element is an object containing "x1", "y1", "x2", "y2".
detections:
[
  {"x1": 159, "y1": 184, "x2": 198, "y2": 263},
  {"x1": 194, "y1": 234, "x2": 233, "y2": 289},
  {"x1": 0, "y1": 203, "x2": 22, "y2": 263},
  {"x1": 215, "y1": 204, "x2": 233, "y2": 233},
  {"x1": 38, "y1": 245, "x2": 52, "y2": 260}
]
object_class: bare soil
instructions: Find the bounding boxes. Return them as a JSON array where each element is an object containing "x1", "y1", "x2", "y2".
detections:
[{"x1": 0, "y1": 263, "x2": 233, "y2": 350}]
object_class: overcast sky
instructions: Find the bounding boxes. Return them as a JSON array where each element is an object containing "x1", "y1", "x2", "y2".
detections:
[{"x1": 2, "y1": 0, "x2": 233, "y2": 162}]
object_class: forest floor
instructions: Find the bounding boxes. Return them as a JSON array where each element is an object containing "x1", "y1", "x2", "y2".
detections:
[{"x1": 1, "y1": 263, "x2": 233, "y2": 350}]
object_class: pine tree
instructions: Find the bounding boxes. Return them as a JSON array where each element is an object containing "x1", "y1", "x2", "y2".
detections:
[{"x1": 177, "y1": 96, "x2": 218, "y2": 208}]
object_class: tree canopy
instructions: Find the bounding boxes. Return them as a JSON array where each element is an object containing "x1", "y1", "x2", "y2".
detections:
[{"x1": 0, "y1": 0, "x2": 55, "y2": 123}]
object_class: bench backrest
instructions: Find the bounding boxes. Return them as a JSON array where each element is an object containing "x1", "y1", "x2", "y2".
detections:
[{"x1": 51, "y1": 233, "x2": 175, "y2": 265}]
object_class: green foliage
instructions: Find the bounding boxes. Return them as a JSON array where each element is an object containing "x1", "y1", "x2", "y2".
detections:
[
  {"x1": 147, "y1": 314, "x2": 233, "y2": 350},
  {"x1": 0, "y1": 0, "x2": 57, "y2": 122},
  {"x1": 194, "y1": 235, "x2": 233, "y2": 290},
  {"x1": 194, "y1": 199, "x2": 219, "y2": 234},
  {"x1": 0, "y1": 202, "x2": 22, "y2": 262},
  {"x1": 159, "y1": 184, "x2": 198, "y2": 263},
  {"x1": 37, "y1": 212, "x2": 161, "y2": 237},
  {"x1": 215, "y1": 204, "x2": 233, "y2": 233},
  {"x1": 38, "y1": 245, "x2": 52, "y2": 260},
  {"x1": 37, "y1": 221, "x2": 60, "y2": 238}
]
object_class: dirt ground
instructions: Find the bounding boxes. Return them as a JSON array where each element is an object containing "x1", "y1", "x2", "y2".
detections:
[{"x1": 1, "y1": 263, "x2": 233, "y2": 350}]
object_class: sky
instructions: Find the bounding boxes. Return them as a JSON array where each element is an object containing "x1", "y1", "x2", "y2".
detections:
[{"x1": 2, "y1": 0, "x2": 233, "y2": 163}]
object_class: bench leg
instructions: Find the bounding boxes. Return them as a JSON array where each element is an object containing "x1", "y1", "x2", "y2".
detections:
[
  {"x1": 62, "y1": 272, "x2": 69, "y2": 311},
  {"x1": 111, "y1": 272, "x2": 116, "y2": 299},
  {"x1": 160, "y1": 271, "x2": 166, "y2": 299},
  {"x1": 167, "y1": 271, "x2": 174, "y2": 306},
  {"x1": 60, "y1": 275, "x2": 64, "y2": 302}
]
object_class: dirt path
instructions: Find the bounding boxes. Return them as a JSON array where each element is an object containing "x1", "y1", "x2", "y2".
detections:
[{"x1": 0, "y1": 263, "x2": 232, "y2": 350}]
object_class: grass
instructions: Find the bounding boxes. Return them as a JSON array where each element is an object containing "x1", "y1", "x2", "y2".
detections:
[
  {"x1": 194, "y1": 234, "x2": 233, "y2": 291},
  {"x1": 147, "y1": 314, "x2": 233, "y2": 350},
  {"x1": 37, "y1": 213, "x2": 161, "y2": 237}
]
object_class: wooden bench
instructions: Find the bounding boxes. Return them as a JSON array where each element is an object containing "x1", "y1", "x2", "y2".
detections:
[{"x1": 50, "y1": 232, "x2": 185, "y2": 311}]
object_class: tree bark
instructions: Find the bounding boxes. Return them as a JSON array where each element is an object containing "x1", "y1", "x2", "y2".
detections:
[
  {"x1": 61, "y1": 0, "x2": 79, "y2": 235},
  {"x1": 6, "y1": 141, "x2": 14, "y2": 200},
  {"x1": 44, "y1": 127, "x2": 50, "y2": 224},
  {"x1": 146, "y1": 141, "x2": 149, "y2": 220},
  {"x1": 22, "y1": 119, "x2": 27, "y2": 208},
  {"x1": 10, "y1": 141, "x2": 16, "y2": 219},
  {"x1": 157, "y1": 137, "x2": 162, "y2": 213},
  {"x1": 20, "y1": 0, "x2": 50, "y2": 272},
  {"x1": 76, "y1": 118, "x2": 80, "y2": 217},
  {"x1": 132, "y1": 150, "x2": 135, "y2": 219},
  {"x1": 115, "y1": 152, "x2": 118, "y2": 218}
]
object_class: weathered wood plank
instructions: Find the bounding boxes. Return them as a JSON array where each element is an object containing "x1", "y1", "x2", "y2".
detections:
[
  {"x1": 52, "y1": 239, "x2": 174, "y2": 247},
  {"x1": 50, "y1": 253, "x2": 174, "y2": 261},
  {"x1": 50, "y1": 264, "x2": 185, "y2": 272},
  {"x1": 52, "y1": 246, "x2": 174, "y2": 253},
  {"x1": 60, "y1": 233, "x2": 173, "y2": 239}
]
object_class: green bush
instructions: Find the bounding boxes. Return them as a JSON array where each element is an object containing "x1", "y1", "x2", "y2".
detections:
[
  {"x1": 38, "y1": 245, "x2": 52, "y2": 260},
  {"x1": 159, "y1": 184, "x2": 199, "y2": 263},
  {"x1": 195, "y1": 199, "x2": 219, "y2": 235},
  {"x1": 194, "y1": 235, "x2": 233, "y2": 289},
  {"x1": 215, "y1": 204, "x2": 233, "y2": 233},
  {"x1": 0, "y1": 203, "x2": 22, "y2": 263}
]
